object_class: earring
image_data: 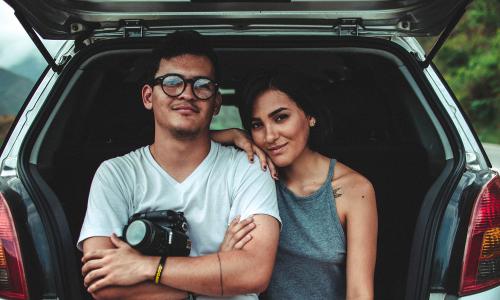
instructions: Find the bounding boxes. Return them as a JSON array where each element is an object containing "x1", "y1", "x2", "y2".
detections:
[{"x1": 310, "y1": 119, "x2": 316, "y2": 127}]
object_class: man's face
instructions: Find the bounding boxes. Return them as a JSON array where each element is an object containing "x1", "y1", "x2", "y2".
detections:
[{"x1": 142, "y1": 54, "x2": 221, "y2": 139}]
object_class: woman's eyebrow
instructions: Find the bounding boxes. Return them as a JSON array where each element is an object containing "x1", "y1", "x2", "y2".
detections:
[
  {"x1": 268, "y1": 107, "x2": 288, "y2": 117},
  {"x1": 251, "y1": 107, "x2": 288, "y2": 121}
]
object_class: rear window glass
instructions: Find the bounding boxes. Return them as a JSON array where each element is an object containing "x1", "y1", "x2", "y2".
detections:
[
  {"x1": 210, "y1": 105, "x2": 243, "y2": 130},
  {"x1": 0, "y1": 2, "x2": 61, "y2": 146},
  {"x1": 426, "y1": 0, "x2": 499, "y2": 145}
]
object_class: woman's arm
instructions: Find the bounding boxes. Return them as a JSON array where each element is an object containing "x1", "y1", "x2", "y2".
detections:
[
  {"x1": 336, "y1": 172, "x2": 378, "y2": 300},
  {"x1": 210, "y1": 128, "x2": 278, "y2": 179},
  {"x1": 219, "y1": 215, "x2": 257, "y2": 252}
]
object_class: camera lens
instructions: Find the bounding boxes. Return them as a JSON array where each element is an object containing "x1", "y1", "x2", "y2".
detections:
[{"x1": 125, "y1": 220, "x2": 147, "y2": 246}]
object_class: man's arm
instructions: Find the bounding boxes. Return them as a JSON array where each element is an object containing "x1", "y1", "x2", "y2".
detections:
[
  {"x1": 160, "y1": 214, "x2": 279, "y2": 296},
  {"x1": 210, "y1": 128, "x2": 278, "y2": 179},
  {"x1": 82, "y1": 237, "x2": 188, "y2": 300},
  {"x1": 83, "y1": 214, "x2": 280, "y2": 297}
]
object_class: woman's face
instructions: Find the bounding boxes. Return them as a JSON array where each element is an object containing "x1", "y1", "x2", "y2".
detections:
[{"x1": 250, "y1": 89, "x2": 313, "y2": 168}]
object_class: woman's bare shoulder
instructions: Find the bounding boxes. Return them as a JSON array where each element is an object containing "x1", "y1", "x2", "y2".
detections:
[
  {"x1": 332, "y1": 161, "x2": 376, "y2": 208},
  {"x1": 332, "y1": 161, "x2": 372, "y2": 188}
]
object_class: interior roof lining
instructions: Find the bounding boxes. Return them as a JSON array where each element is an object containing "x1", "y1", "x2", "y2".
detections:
[{"x1": 78, "y1": 46, "x2": 406, "y2": 70}]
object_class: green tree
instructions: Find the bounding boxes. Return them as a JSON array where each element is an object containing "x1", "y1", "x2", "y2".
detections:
[{"x1": 434, "y1": 0, "x2": 500, "y2": 143}]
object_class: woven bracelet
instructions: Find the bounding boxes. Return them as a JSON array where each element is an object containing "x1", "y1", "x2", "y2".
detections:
[{"x1": 154, "y1": 256, "x2": 167, "y2": 284}]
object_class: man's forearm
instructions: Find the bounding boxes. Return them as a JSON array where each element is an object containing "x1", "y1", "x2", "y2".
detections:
[
  {"x1": 82, "y1": 216, "x2": 279, "y2": 297},
  {"x1": 157, "y1": 217, "x2": 279, "y2": 296},
  {"x1": 91, "y1": 282, "x2": 187, "y2": 300},
  {"x1": 159, "y1": 245, "x2": 275, "y2": 296}
]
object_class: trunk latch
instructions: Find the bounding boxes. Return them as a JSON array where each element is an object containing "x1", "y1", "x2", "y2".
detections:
[
  {"x1": 336, "y1": 18, "x2": 363, "y2": 36},
  {"x1": 123, "y1": 20, "x2": 145, "y2": 38}
]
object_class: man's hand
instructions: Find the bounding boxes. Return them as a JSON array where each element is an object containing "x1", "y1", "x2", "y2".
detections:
[{"x1": 82, "y1": 234, "x2": 157, "y2": 293}]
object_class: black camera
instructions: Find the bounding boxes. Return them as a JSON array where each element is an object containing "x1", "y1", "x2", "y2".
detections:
[{"x1": 123, "y1": 210, "x2": 191, "y2": 256}]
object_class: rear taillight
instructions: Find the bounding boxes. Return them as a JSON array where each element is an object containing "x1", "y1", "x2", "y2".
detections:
[
  {"x1": 459, "y1": 174, "x2": 500, "y2": 295},
  {"x1": 0, "y1": 193, "x2": 28, "y2": 300}
]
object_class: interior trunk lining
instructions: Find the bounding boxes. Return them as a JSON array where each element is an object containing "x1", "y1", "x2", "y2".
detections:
[{"x1": 31, "y1": 39, "x2": 447, "y2": 300}]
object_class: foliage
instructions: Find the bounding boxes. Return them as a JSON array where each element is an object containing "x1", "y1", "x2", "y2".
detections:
[
  {"x1": 0, "y1": 115, "x2": 15, "y2": 146},
  {"x1": 433, "y1": 0, "x2": 500, "y2": 143}
]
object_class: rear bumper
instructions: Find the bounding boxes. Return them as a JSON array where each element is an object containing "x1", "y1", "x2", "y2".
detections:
[
  {"x1": 459, "y1": 286, "x2": 500, "y2": 300},
  {"x1": 430, "y1": 285, "x2": 500, "y2": 300}
]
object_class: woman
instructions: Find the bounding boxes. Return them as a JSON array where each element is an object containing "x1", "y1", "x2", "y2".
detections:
[{"x1": 214, "y1": 69, "x2": 378, "y2": 299}]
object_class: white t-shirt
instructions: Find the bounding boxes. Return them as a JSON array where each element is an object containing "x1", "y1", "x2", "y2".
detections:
[{"x1": 77, "y1": 141, "x2": 280, "y2": 300}]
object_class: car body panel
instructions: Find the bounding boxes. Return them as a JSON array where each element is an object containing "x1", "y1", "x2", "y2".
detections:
[
  {"x1": 1, "y1": 2, "x2": 499, "y2": 299},
  {"x1": 423, "y1": 65, "x2": 489, "y2": 170},
  {"x1": 2, "y1": 34, "x2": 498, "y2": 300},
  {"x1": 0, "y1": 70, "x2": 58, "y2": 176},
  {"x1": 459, "y1": 285, "x2": 500, "y2": 299},
  {"x1": 6, "y1": 0, "x2": 470, "y2": 39},
  {"x1": 430, "y1": 285, "x2": 500, "y2": 300}
]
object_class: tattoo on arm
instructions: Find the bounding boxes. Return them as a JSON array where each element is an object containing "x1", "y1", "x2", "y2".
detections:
[{"x1": 333, "y1": 186, "x2": 343, "y2": 198}]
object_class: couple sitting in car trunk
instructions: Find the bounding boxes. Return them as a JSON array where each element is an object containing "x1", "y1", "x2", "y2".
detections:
[{"x1": 77, "y1": 30, "x2": 377, "y2": 300}]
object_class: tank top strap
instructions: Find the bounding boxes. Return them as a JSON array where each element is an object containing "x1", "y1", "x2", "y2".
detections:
[
  {"x1": 325, "y1": 158, "x2": 346, "y2": 245},
  {"x1": 325, "y1": 158, "x2": 337, "y2": 189},
  {"x1": 313, "y1": 158, "x2": 337, "y2": 199},
  {"x1": 276, "y1": 158, "x2": 337, "y2": 200}
]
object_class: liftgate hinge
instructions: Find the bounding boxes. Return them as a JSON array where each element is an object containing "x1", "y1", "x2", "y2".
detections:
[
  {"x1": 336, "y1": 18, "x2": 363, "y2": 36},
  {"x1": 123, "y1": 20, "x2": 146, "y2": 38}
]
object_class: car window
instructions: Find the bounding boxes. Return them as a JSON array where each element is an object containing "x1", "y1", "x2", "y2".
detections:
[
  {"x1": 210, "y1": 105, "x2": 243, "y2": 130},
  {"x1": 0, "y1": 2, "x2": 63, "y2": 147},
  {"x1": 420, "y1": 0, "x2": 499, "y2": 146}
]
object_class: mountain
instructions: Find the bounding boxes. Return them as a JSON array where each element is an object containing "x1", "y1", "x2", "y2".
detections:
[
  {"x1": 0, "y1": 68, "x2": 35, "y2": 115},
  {"x1": 10, "y1": 53, "x2": 47, "y2": 82}
]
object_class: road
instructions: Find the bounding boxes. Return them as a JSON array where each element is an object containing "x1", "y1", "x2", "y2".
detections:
[{"x1": 483, "y1": 143, "x2": 500, "y2": 170}]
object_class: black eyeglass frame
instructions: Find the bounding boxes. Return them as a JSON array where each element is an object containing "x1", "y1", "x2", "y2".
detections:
[{"x1": 149, "y1": 73, "x2": 219, "y2": 100}]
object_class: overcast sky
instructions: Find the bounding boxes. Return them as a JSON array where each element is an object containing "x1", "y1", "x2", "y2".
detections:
[
  {"x1": 0, "y1": 1, "x2": 62, "y2": 70},
  {"x1": 0, "y1": 2, "x2": 36, "y2": 69}
]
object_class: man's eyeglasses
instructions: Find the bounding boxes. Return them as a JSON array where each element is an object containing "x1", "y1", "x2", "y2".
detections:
[{"x1": 149, "y1": 73, "x2": 219, "y2": 100}]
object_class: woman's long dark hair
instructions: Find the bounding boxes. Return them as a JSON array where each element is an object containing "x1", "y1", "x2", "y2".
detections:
[{"x1": 238, "y1": 69, "x2": 334, "y2": 155}]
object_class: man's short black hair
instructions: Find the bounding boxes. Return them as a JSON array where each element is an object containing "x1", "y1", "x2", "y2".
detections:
[{"x1": 147, "y1": 30, "x2": 220, "y2": 82}]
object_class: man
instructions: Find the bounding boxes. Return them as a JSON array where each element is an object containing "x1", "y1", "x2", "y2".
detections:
[{"x1": 77, "y1": 30, "x2": 280, "y2": 300}]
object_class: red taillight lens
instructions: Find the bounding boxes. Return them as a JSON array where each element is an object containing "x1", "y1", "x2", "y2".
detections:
[
  {"x1": 459, "y1": 174, "x2": 500, "y2": 295},
  {"x1": 0, "y1": 193, "x2": 28, "y2": 300}
]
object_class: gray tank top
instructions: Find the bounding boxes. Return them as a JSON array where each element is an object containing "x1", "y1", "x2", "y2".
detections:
[{"x1": 266, "y1": 159, "x2": 346, "y2": 300}]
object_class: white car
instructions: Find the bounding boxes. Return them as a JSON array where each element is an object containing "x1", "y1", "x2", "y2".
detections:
[{"x1": 0, "y1": 0, "x2": 498, "y2": 299}]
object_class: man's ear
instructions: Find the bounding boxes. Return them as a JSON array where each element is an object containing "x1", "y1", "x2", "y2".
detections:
[
  {"x1": 213, "y1": 92, "x2": 222, "y2": 116},
  {"x1": 142, "y1": 84, "x2": 153, "y2": 110}
]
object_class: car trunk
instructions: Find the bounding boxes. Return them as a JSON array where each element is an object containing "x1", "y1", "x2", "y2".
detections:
[{"x1": 15, "y1": 34, "x2": 458, "y2": 299}]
